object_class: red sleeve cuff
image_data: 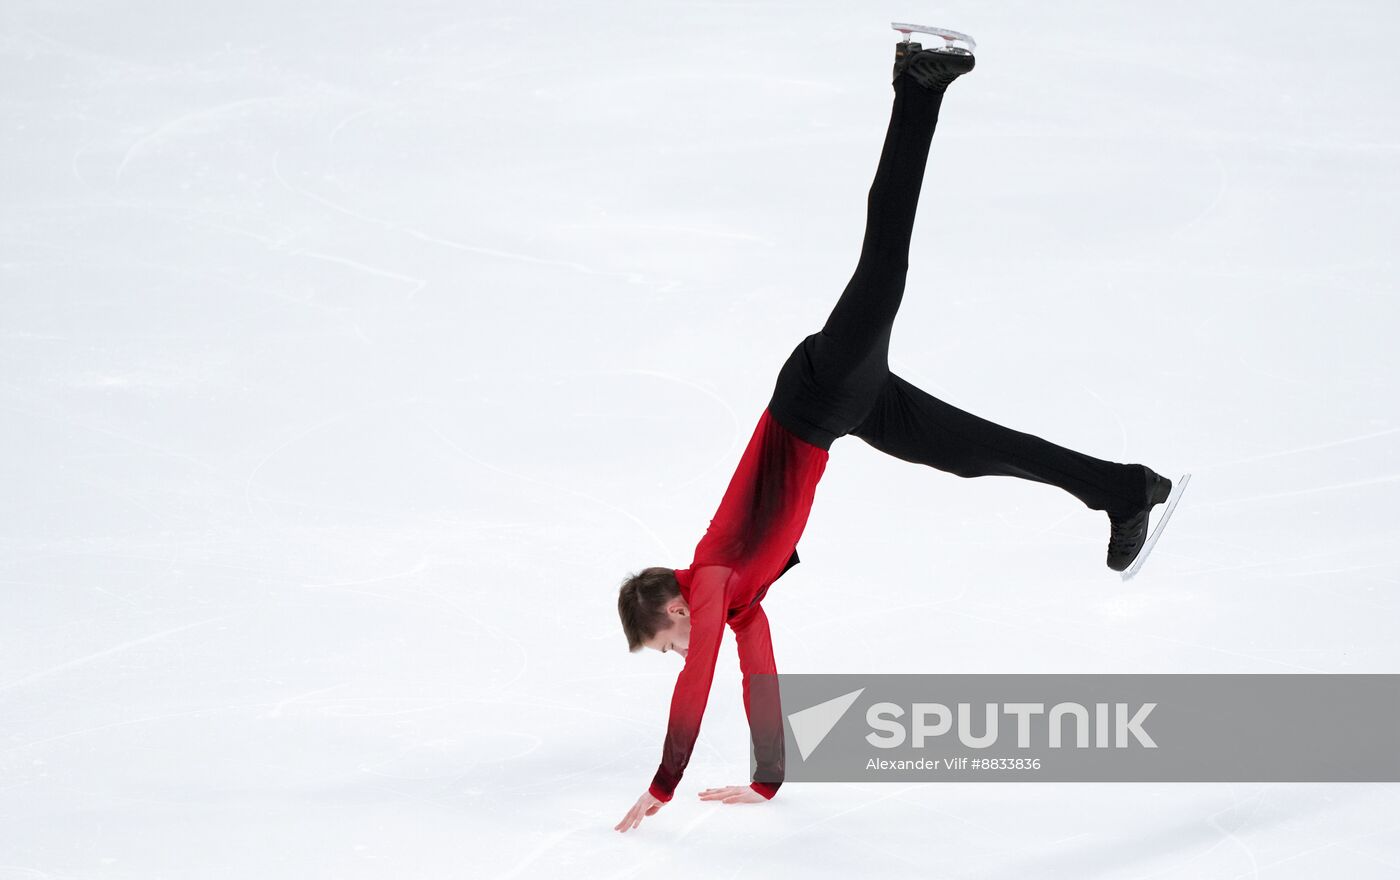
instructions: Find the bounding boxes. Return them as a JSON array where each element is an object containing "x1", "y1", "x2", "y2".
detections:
[
  {"x1": 750, "y1": 781, "x2": 780, "y2": 800},
  {"x1": 648, "y1": 782, "x2": 674, "y2": 803}
]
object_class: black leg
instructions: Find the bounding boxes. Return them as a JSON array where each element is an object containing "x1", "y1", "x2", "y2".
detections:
[
  {"x1": 817, "y1": 77, "x2": 946, "y2": 374},
  {"x1": 851, "y1": 372, "x2": 1144, "y2": 515}
]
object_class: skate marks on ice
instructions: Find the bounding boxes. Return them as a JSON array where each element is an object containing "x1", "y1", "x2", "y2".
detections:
[
  {"x1": 1121, "y1": 472, "x2": 1192, "y2": 582},
  {"x1": 1195, "y1": 425, "x2": 1400, "y2": 471}
]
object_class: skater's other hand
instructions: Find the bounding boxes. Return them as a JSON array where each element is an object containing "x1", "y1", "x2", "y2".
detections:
[
  {"x1": 614, "y1": 789, "x2": 665, "y2": 833},
  {"x1": 698, "y1": 785, "x2": 765, "y2": 805}
]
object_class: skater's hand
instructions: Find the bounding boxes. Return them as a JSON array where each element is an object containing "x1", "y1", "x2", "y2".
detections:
[
  {"x1": 698, "y1": 785, "x2": 766, "y2": 805},
  {"x1": 614, "y1": 789, "x2": 665, "y2": 833}
]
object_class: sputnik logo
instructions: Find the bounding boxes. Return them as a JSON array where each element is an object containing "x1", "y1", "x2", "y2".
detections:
[{"x1": 786, "y1": 688, "x2": 865, "y2": 760}]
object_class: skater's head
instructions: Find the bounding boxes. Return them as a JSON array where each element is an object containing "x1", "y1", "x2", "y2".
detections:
[{"x1": 617, "y1": 567, "x2": 690, "y2": 657}]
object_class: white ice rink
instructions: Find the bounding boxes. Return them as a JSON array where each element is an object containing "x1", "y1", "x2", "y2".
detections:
[{"x1": 3, "y1": 1, "x2": 1399, "y2": 877}]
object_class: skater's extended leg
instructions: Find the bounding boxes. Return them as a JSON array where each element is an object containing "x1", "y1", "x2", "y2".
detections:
[
  {"x1": 850, "y1": 371, "x2": 1146, "y2": 516},
  {"x1": 766, "y1": 45, "x2": 973, "y2": 450},
  {"x1": 815, "y1": 44, "x2": 975, "y2": 378},
  {"x1": 816, "y1": 76, "x2": 945, "y2": 371}
]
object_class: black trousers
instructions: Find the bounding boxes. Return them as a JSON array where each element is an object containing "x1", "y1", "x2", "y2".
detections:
[{"x1": 767, "y1": 76, "x2": 1142, "y2": 516}]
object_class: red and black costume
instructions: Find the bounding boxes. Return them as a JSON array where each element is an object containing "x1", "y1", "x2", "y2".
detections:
[
  {"x1": 646, "y1": 65, "x2": 1146, "y2": 804},
  {"x1": 648, "y1": 408, "x2": 828, "y2": 803}
]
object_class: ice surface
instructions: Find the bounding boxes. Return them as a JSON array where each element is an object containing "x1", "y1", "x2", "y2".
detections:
[{"x1": 2, "y1": 0, "x2": 1399, "y2": 877}]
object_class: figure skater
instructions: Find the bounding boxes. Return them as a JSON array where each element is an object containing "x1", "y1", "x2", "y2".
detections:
[{"x1": 614, "y1": 30, "x2": 1183, "y2": 833}]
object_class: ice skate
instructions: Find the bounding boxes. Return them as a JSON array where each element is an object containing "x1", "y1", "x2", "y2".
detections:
[
  {"x1": 891, "y1": 22, "x2": 976, "y2": 91},
  {"x1": 1107, "y1": 467, "x2": 1191, "y2": 578}
]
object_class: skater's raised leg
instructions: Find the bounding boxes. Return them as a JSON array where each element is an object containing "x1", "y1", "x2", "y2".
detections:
[
  {"x1": 816, "y1": 50, "x2": 975, "y2": 374},
  {"x1": 767, "y1": 43, "x2": 974, "y2": 450}
]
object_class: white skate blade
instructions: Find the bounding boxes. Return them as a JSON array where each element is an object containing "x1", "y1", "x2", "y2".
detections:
[
  {"x1": 1120, "y1": 472, "x2": 1191, "y2": 582},
  {"x1": 891, "y1": 22, "x2": 976, "y2": 52}
]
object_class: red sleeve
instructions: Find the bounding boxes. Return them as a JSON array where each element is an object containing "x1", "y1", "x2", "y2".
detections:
[
  {"x1": 647, "y1": 565, "x2": 731, "y2": 802},
  {"x1": 729, "y1": 604, "x2": 784, "y2": 799}
]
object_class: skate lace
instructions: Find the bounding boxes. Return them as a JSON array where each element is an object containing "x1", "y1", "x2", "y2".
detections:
[{"x1": 1108, "y1": 511, "x2": 1148, "y2": 552}]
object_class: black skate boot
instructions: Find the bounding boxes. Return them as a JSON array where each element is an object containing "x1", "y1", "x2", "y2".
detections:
[
  {"x1": 1106, "y1": 466, "x2": 1173, "y2": 572},
  {"x1": 893, "y1": 39, "x2": 923, "y2": 79},
  {"x1": 893, "y1": 43, "x2": 975, "y2": 92}
]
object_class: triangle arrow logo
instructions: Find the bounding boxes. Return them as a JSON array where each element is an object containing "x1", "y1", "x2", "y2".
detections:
[{"x1": 787, "y1": 687, "x2": 865, "y2": 761}]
